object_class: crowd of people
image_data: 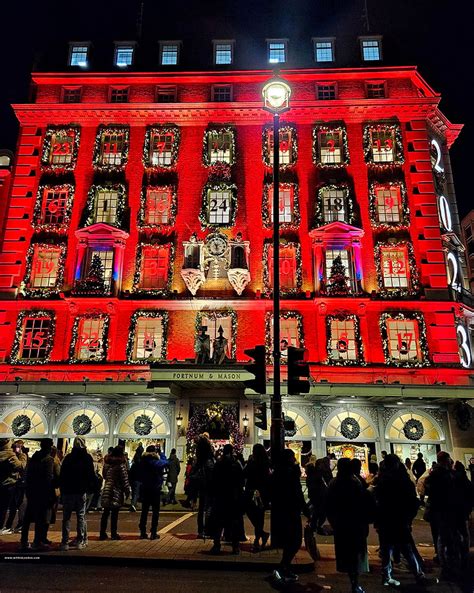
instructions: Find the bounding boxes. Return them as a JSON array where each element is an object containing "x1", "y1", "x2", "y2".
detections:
[{"x1": 0, "y1": 435, "x2": 473, "y2": 590}]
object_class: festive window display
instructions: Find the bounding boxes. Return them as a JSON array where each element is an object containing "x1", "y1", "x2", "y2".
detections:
[
  {"x1": 315, "y1": 184, "x2": 353, "y2": 226},
  {"x1": 265, "y1": 311, "x2": 304, "y2": 362},
  {"x1": 195, "y1": 310, "x2": 237, "y2": 361},
  {"x1": 139, "y1": 185, "x2": 176, "y2": 228},
  {"x1": 312, "y1": 124, "x2": 349, "y2": 167},
  {"x1": 203, "y1": 127, "x2": 236, "y2": 166},
  {"x1": 375, "y1": 241, "x2": 419, "y2": 297},
  {"x1": 403, "y1": 418, "x2": 424, "y2": 441},
  {"x1": 72, "y1": 414, "x2": 93, "y2": 436},
  {"x1": 380, "y1": 312, "x2": 430, "y2": 367},
  {"x1": 133, "y1": 243, "x2": 174, "y2": 295},
  {"x1": 33, "y1": 184, "x2": 74, "y2": 231},
  {"x1": 69, "y1": 314, "x2": 109, "y2": 363},
  {"x1": 263, "y1": 242, "x2": 302, "y2": 295},
  {"x1": 143, "y1": 125, "x2": 180, "y2": 169},
  {"x1": 262, "y1": 182, "x2": 300, "y2": 229},
  {"x1": 340, "y1": 417, "x2": 361, "y2": 439},
  {"x1": 323, "y1": 250, "x2": 353, "y2": 295},
  {"x1": 186, "y1": 403, "x2": 244, "y2": 454},
  {"x1": 74, "y1": 251, "x2": 111, "y2": 295},
  {"x1": 127, "y1": 310, "x2": 168, "y2": 363},
  {"x1": 10, "y1": 310, "x2": 56, "y2": 364},
  {"x1": 11, "y1": 414, "x2": 32, "y2": 437},
  {"x1": 262, "y1": 125, "x2": 297, "y2": 168},
  {"x1": 363, "y1": 123, "x2": 404, "y2": 166},
  {"x1": 134, "y1": 414, "x2": 153, "y2": 436},
  {"x1": 41, "y1": 126, "x2": 80, "y2": 172},
  {"x1": 93, "y1": 125, "x2": 129, "y2": 171},
  {"x1": 369, "y1": 181, "x2": 409, "y2": 228},
  {"x1": 84, "y1": 184, "x2": 126, "y2": 228},
  {"x1": 200, "y1": 182, "x2": 237, "y2": 228},
  {"x1": 23, "y1": 243, "x2": 66, "y2": 297},
  {"x1": 326, "y1": 314, "x2": 364, "y2": 365}
]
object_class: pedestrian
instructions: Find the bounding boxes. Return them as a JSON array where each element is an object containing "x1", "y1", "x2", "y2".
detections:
[
  {"x1": 372, "y1": 453, "x2": 426, "y2": 587},
  {"x1": 326, "y1": 457, "x2": 374, "y2": 593},
  {"x1": 405, "y1": 457, "x2": 417, "y2": 485},
  {"x1": 270, "y1": 448, "x2": 311, "y2": 584},
  {"x1": 306, "y1": 457, "x2": 331, "y2": 534},
  {"x1": 99, "y1": 445, "x2": 131, "y2": 540},
  {"x1": 366, "y1": 462, "x2": 378, "y2": 487},
  {"x1": 0, "y1": 438, "x2": 27, "y2": 535},
  {"x1": 412, "y1": 452, "x2": 426, "y2": 482},
  {"x1": 468, "y1": 457, "x2": 474, "y2": 482},
  {"x1": 351, "y1": 458, "x2": 367, "y2": 488},
  {"x1": 453, "y1": 461, "x2": 473, "y2": 569},
  {"x1": 20, "y1": 438, "x2": 59, "y2": 551},
  {"x1": 209, "y1": 443, "x2": 244, "y2": 555},
  {"x1": 128, "y1": 444, "x2": 143, "y2": 512},
  {"x1": 188, "y1": 436, "x2": 215, "y2": 538},
  {"x1": 59, "y1": 436, "x2": 96, "y2": 550},
  {"x1": 165, "y1": 448, "x2": 181, "y2": 505},
  {"x1": 137, "y1": 445, "x2": 167, "y2": 539},
  {"x1": 244, "y1": 443, "x2": 270, "y2": 552}
]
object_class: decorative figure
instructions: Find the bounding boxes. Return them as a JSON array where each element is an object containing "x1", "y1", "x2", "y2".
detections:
[
  {"x1": 212, "y1": 325, "x2": 229, "y2": 365},
  {"x1": 195, "y1": 325, "x2": 211, "y2": 364},
  {"x1": 280, "y1": 339, "x2": 289, "y2": 358}
]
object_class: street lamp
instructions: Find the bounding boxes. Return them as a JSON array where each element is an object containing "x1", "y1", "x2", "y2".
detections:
[{"x1": 262, "y1": 75, "x2": 292, "y2": 464}]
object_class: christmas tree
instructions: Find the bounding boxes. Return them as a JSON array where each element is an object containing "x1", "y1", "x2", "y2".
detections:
[
  {"x1": 73, "y1": 254, "x2": 106, "y2": 294},
  {"x1": 326, "y1": 255, "x2": 349, "y2": 295}
]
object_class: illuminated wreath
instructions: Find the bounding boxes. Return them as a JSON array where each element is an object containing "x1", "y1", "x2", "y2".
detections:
[
  {"x1": 134, "y1": 414, "x2": 153, "y2": 436},
  {"x1": 403, "y1": 419, "x2": 424, "y2": 441},
  {"x1": 72, "y1": 414, "x2": 92, "y2": 436},
  {"x1": 340, "y1": 417, "x2": 361, "y2": 440},
  {"x1": 11, "y1": 414, "x2": 31, "y2": 437}
]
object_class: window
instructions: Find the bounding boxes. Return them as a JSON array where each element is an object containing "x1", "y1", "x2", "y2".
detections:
[
  {"x1": 373, "y1": 183, "x2": 403, "y2": 224},
  {"x1": 95, "y1": 128, "x2": 128, "y2": 168},
  {"x1": 94, "y1": 189, "x2": 119, "y2": 225},
  {"x1": 208, "y1": 189, "x2": 232, "y2": 224},
  {"x1": 366, "y1": 125, "x2": 400, "y2": 164},
  {"x1": 184, "y1": 243, "x2": 201, "y2": 269},
  {"x1": 268, "y1": 40, "x2": 287, "y2": 63},
  {"x1": 314, "y1": 38, "x2": 335, "y2": 62},
  {"x1": 214, "y1": 41, "x2": 233, "y2": 65},
  {"x1": 267, "y1": 244, "x2": 299, "y2": 293},
  {"x1": 316, "y1": 83, "x2": 337, "y2": 100},
  {"x1": 205, "y1": 128, "x2": 234, "y2": 164},
  {"x1": 160, "y1": 42, "x2": 180, "y2": 65},
  {"x1": 69, "y1": 43, "x2": 89, "y2": 66},
  {"x1": 62, "y1": 87, "x2": 82, "y2": 103},
  {"x1": 88, "y1": 250, "x2": 114, "y2": 290},
  {"x1": 328, "y1": 317, "x2": 359, "y2": 362},
  {"x1": 115, "y1": 44, "x2": 134, "y2": 67},
  {"x1": 156, "y1": 85, "x2": 177, "y2": 103},
  {"x1": 264, "y1": 126, "x2": 296, "y2": 167},
  {"x1": 41, "y1": 126, "x2": 79, "y2": 171},
  {"x1": 385, "y1": 317, "x2": 421, "y2": 362},
  {"x1": 17, "y1": 315, "x2": 54, "y2": 361},
  {"x1": 366, "y1": 82, "x2": 386, "y2": 98},
  {"x1": 319, "y1": 186, "x2": 350, "y2": 224},
  {"x1": 360, "y1": 37, "x2": 382, "y2": 61},
  {"x1": 267, "y1": 184, "x2": 294, "y2": 224},
  {"x1": 313, "y1": 125, "x2": 349, "y2": 167},
  {"x1": 211, "y1": 84, "x2": 233, "y2": 102},
  {"x1": 266, "y1": 312, "x2": 303, "y2": 360},
  {"x1": 74, "y1": 316, "x2": 107, "y2": 361},
  {"x1": 464, "y1": 225, "x2": 473, "y2": 241},
  {"x1": 380, "y1": 245, "x2": 409, "y2": 290},
  {"x1": 109, "y1": 87, "x2": 129, "y2": 103},
  {"x1": 29, "y1": 245, "x2": 61, "y2": 289},
  {"x1": 150, "y1": 130, "x2": 174, "y2": 166},
  {"x1": 36, "y1": 185, "x2": 71, "y2": 227},
  {"x1": 133, "y1": 315, "x2": 165, "y2": 360},
  {"x1": 138, "y1": 245, "x2": 171, "y2": 291},
  {"x1": 143, "y1": 187, "x2": 173, "y2": 225},
  {"x1": 49, "y1": 131, "x2": 75, "y2": 165},
  {"x1": 324, "y1": 249, "x2": 352, "y2": 290},
  {"x1": 198, "y1": 313, "x2": 235, "y2": 361}
]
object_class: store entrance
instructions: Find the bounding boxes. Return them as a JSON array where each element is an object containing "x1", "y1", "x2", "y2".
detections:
[
  {"x1": 263, "y1": 439, "x2": 313, "y2": 468},
  {"x1": 120, "y1": 438, "x2": 166, "y2": 460},
  {"x1": 326, "y1": 442, "x2": 376, "y2": 476},
  {"x1": 391, "y1": 442, "x2": 440, "y2": 468}
]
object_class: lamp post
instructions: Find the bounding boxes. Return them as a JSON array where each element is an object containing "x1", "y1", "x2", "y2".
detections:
[{"x1": 262, "y1": 75, "x2": 292, "y2": 464}]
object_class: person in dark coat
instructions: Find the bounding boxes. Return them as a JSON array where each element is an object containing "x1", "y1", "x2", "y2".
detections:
[
  {"x1": 306, "y1": 457, "x2": 331, "y2": 534},
  {"x1": 244, "y1": 443, "x2": 270, "y2": 551},
  {"x1": 351, "y1": 458, "x2": 367, "y2": 489},
  {"x1": 20, "y1": 438, "x2": 59, "y2": 551},
  {"x1": 412, "y1": 452, "x2": 427, "y2": 482},
  {"x1": 59, "y1": 436, "x2": 96, "y2": 550},
  {"x1": 99, "y1": 446, "x2": 130, "y2": 540},
  {"x1": 209, "y1": 443, "x2": 244, "y2": 555},
  {"x1": 372, "y1": 453, "x2": 425, "y2": 587},
  {"x1": 165, "y1": 448, "x2": 181, "y2": 505},
  {"x1": 188, "y1": 436, "x2": 215, "y2": 538},
  {"x1": 138, "y1": 445, "x2": 167, "y2": 539},
  {"x1": 270, "y1": 448, "x2": 311, "y2": 584},
  {"x1": 326, "y1": 457, "x2": 374, "y2": 593},
  {"x1": 0, "y1": 438, "x2": 27, "y2": 534}
]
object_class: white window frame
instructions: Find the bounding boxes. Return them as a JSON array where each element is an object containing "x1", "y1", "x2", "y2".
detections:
[
  {"x1": 211, "y1": 84, "x2": 233, "y2": 102},
  {"x1": 318, "y1": 129, "x2": 343, "y2": 164},
  {"x1": 374, "y1": 184, "x2": 402, "y2": 223},
  {"x1": 381, "y1": 246, "x2": 410, "y2": 289},
  {"x1": 386, "y1": 318, "x2": 421, "y2": 362},
  {"x1": 41, "y1": 187, "x2": 69, "y2": 225},
  {"x1": 69, "y1": 42, "x2": 90, "y2": 67},
  {"x1": 360, "y1": 36, "x2": 382, "y2": 62},
  {"x1": 134, "y1": 317, "x2": 165, "y2": 360},
  {"x1": 30, "y1": 246, "x2": 61, "y2": 288},
  {"x1": 269, "y1": 185, "x2": 293, "y2": 224},
  {"x1": 88, "y1": 249, "x2": 114, "y2": 290},
  {"x1": 313, "y1": 38, "x2": 335, "y2": 63},
  {"x1": 114, "y1": 43, "x2": 135, "y2": 67},
  {"x1": 329, "y1": 318, "x2": 358, "y2": 361},
  {"x1": 159, "y1": 41, "x2": 180, "y2": 66},
  {"x1": 140, "y1": 246, "x2": 170, "y2": 290},
  {"x1": 213, "y1": 40, "x2": 234, "y2": 65},
  {"x1": 321, "y1": 187, "x2": 348, "y2": 223},
  {"x1": 208, "y1": 190, "x2": 232, "y2": 225},
  {"x1": 325, "y1": 249, "x2": 353, "y2": 289},
  {"x1": 145, "y1": 187, "x2": 172, "y2": 225},
  {"x1": 208, "y1": 130, "x2": 233, "y2": 164},
  {"x1": 267, "y1": 39, "x2": 287, "y2": 64},
  {"x1": 100, "y1": 132, "x2": 125, "y2": 166},
  {"x1": 75, "y1": 317, "x2": 106, "y2": 361},
  {"x1": 19, "y1": 316, "x2": 54, "y2": 361},
  {"x1": 94, "y1": 189, "x2": 119, "y2": 225}
]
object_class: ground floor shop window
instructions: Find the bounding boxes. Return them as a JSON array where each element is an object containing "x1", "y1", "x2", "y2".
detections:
[{"x1": 326, "y1": 442, "x2": 375, "y2": 476}]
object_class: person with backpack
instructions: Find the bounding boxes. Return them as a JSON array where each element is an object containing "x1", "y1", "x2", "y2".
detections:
[{"x1": 138, "y1": 445, "x2": 168, "y2": 539}]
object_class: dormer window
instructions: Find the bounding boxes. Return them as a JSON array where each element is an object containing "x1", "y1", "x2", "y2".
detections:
[
  {"x1": 313, "y1": 38, "x2": 335, "y2": 63},
  {"x1": 214, "y1": 41, "x2": 234, "y2": 65},
  {"x1": 114, "y1": 43, "x2": 134, "y2": 67},
  {"x1": 267, "y1": 40, "x2": 287, "y2": 64},
  {"x1": 360, "y1": 37, "x2": 382, "y2": 61},
  {"x1": 69, "y1": 43, "x2": 89, "y2": 67},
  {"x1": 160, "y1": 42, "x2": 180, "y2": 65}
]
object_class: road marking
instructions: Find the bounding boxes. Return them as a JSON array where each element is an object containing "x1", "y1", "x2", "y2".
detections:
[{"x1": 159, "y1": 512, "x2": 194, "y2": 534}]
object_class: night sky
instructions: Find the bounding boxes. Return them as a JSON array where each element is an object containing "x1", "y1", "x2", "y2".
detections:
[{"x1": 0, "y1": 0, "x2": 472, "y2": 217}]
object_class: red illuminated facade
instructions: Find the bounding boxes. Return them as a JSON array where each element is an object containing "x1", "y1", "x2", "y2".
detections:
[{"x1": 0, "y1": 47, "x2": 473, "y2": 466}]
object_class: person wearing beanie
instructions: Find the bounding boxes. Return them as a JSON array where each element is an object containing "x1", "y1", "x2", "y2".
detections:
[
  {"x1": 59, "y1": 437, "x2": 96, "y2": 550},
  {"x1": 0, "y1": 438, "x2": 27, "y2": 535}
]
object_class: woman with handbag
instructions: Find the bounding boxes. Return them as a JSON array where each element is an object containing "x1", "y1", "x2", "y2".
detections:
[{"x1": 244, "y1": 443, "x2": 270, "y2": 552}]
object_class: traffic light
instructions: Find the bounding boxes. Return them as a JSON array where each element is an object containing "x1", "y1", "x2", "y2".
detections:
[
  {"x1": 244, "y1": 345, "x2": 267, "y2": 394},
  {"x1": 287, "y1": 346, "x2": 310, "y2": 395},
  {"x1": 254, "y1": 402, "x2": 268, "y2": 431}
]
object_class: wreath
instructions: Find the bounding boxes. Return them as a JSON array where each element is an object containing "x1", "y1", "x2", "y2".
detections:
[
  {"x1": 134, "y1": 414, "x2": 153, "y2": 436},
  {"x1": 11, "y1": 414, "x2": 31, "y2": 437},
  {"x1": 403, "y1": 418, "x2": 424, "y2": 441},
  {"x1": 72, "y1": 414, "x2": 92, "y2": 436},
  {"x1": 340, "y1": 417, "x2": 361, "y2": 440}
]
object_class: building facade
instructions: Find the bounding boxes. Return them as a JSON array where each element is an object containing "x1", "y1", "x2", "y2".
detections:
[{"x1": 0, "y1": 30, "x2": 473, "y2": 470}]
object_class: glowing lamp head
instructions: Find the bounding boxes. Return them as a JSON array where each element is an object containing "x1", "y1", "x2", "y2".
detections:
[{"x1": 262, "y1": 77, "x2": 291, "y2": 113}]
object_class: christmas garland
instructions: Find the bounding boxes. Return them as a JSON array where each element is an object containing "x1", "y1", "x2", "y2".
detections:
[
  {"x1": 72, "y1": 414, "x2": 93, "y2": 436},
  {"x1": 262, "y1": 124, "x2": 298, "y2": 169},
  {"x1": 379, "y1": 311, "x2": 431, "y2": 368},
  {"x1": 374, "y1": 240, "x2": 420, "y2": 298},
  {"x1": 92, "y1": 125, "x2": 129, "y2": 172},
  {"x1": 369, "y1": 181, "x2": 410, "y2": 230},
  {"x1": 132, "y1": 242, "x2": 175, "y2": 296},
  {"x1": 403, "y1": 418, "x2": 424, "y2": 441},
  {"x1": 143, "y1": 124, "x2": 180, "y2": 170},
  {"x1": 202, "y1": 126, "x2": 236, "y2": 167},
  {"x1": 134, "y1": 414, "x2": 153, "y2": 436},
  {"x1": 208, "y1": 162, "x2": 232, "y2": 181},
  {"x1": 83, "y1": 183, "x2": 127, "y2": 229},
  {"x1": 312, "y1": 123, "x2": 350, "y2": 168},
  {"x1": 10, "y1": 310, "x2": 56, "y2": 364},
  {"x1": 22, "y1": 243, "x2": 67, "y2": 298},
  {"x1": 314, "y1": 183, "x2": 354, "y2": 227},
  {"x1": 264, "y1": 310, "x2": 304, "y2": 363},
  {"x1": 262, "y1": 182, "x2": 300, "y2": 230},
  {"x1": 41, "y1": 125, "x2": 80, "y2": 172},
  {"x1": 186, "y1": 403, "x2": 243, "y2": 454},
  {"x1": 138, "y1": 184, "x2": 177, "y2": 229},
  {"x1": 199, "y1": 182, "x2": 238, "y2": 229},
  {"x1": 326, "y1": 314, "x2": 365, "y2": 366},
  {"x1": 68, "y1": 314, "x2": 110, "y2": 363},
  {"x1": 340, "y1": 417, "x2": 361, "y2": 440},
  {"x1": 195, "y1": 309, "x2": 238, "y2": 359},
  {"x1": 363, "y1": 123, "x2": 405, "y2": 167},
  {"x1": 11, "y1": 414, "x2": 32, "y2": 437},
  {"x1": 262, "y1": 241, "x2": 302, "y2": 296},
  {"x1": 126, "y1": 310, "x2": 169, "y2": 363},
  {"x1": 32, "y1": 184, "x2": 75, "y2": 233}
]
